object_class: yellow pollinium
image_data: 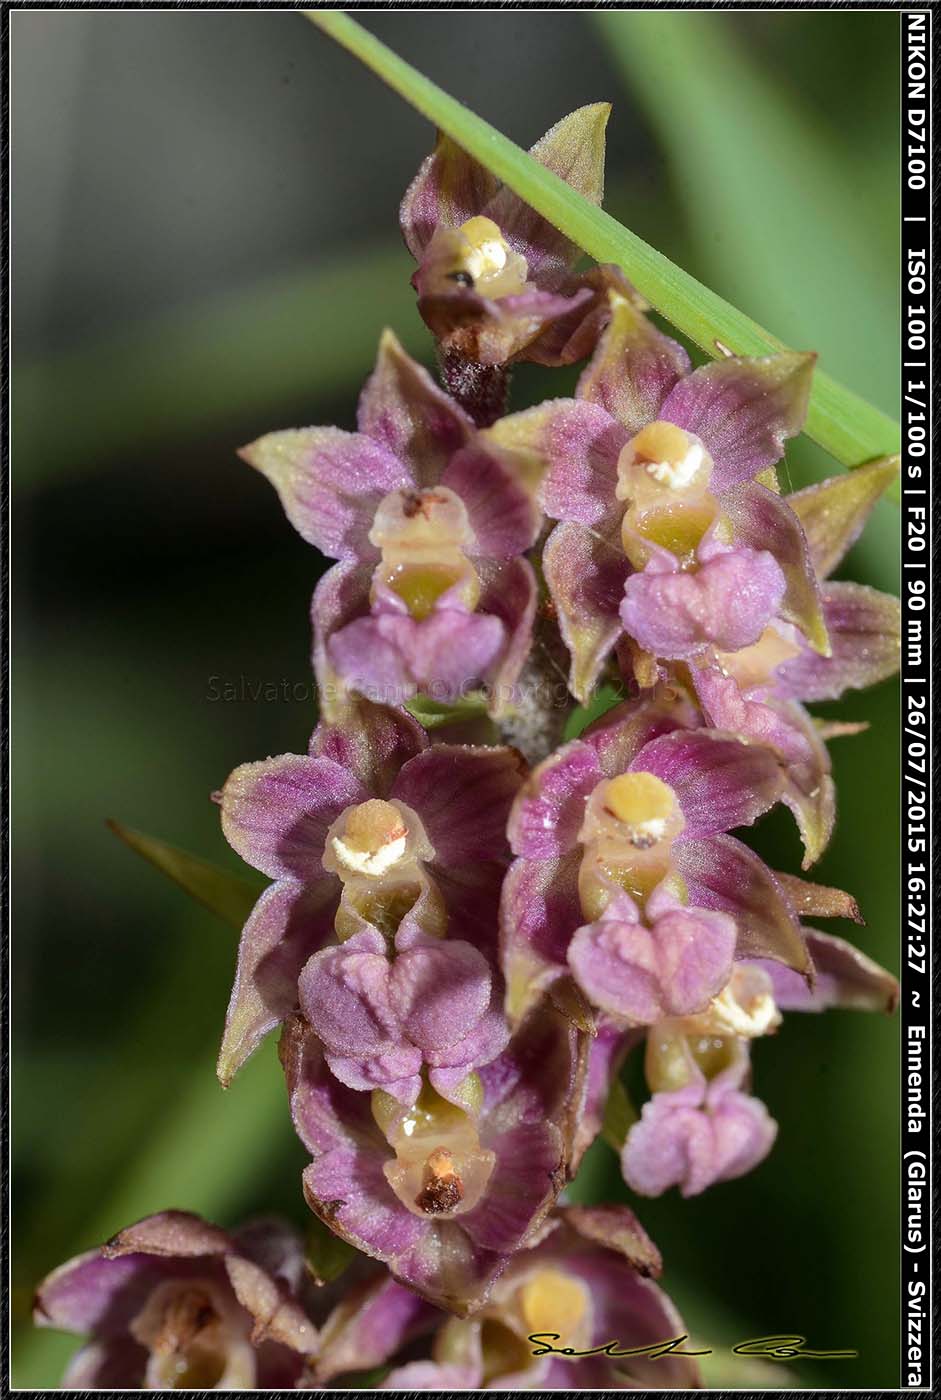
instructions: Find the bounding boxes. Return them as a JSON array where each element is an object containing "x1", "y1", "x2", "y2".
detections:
[
  {"x1": 454, "y1": 216, "x2": 529, "y2": 299},
  {"x1": 519, "y1": 1269, "x2": 590, "y2": 1340},
  {"x1": 632, "y1": 420, "x2": 696, "y2": 472},
  {"x1": 603, "y1": 771, "x2": 676, "y2": 835},
  {"x1": 330, "y1": 799, "x2": 409, "y2": 879}
]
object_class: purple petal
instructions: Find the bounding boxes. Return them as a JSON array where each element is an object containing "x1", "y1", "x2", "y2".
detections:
[
  {"x1": 431, "y1": 860, "x2": 504, "y2": 951},
  {"x1": 103, "y1": 1211, "x2": 231, "y2": 1259},
  {"x1": 222, "y1": 1255, "x2": 318, "y2": 1356},
  {"x1": 476, "y1": 557, "x2": 538, "y2": 714},
  {"x1": 309, "y1": 698, "x2": 427, "y2": 798},
  {"x1": 631, "y1": 729, "x2": 783, "y2": 837},
  {"x1": 572, "y1": 1021, "x2": 640, "y2": 1168},
  {"x1": 756, "y1": 929, "x2": 898, "y2": 1014},
  {"x1": 577, "y1": 289, "x2": 690, "y2": 432},
  {"x1": 392, "y1": 744, "x2": 524, "y2": 865},
  {"x1": 621, "y1": 548, "x2": 786, "y2": 659},
  {"x1": 315, "y1": 1273, "x2": 437, "y2": 1384},
  {"x1": 660, "y1": 352, "x2": 815, "y2": 491},
  {"x1": 389, "y1": 936, "x2": 494, "y2": 1056},
  {"x1": 238, "y1": 428, "x2": 411, "y2": 560},
  {"x1": 583, "y1": 688, "x2": 701, "y2": 778},
  {"x1": 482, "y1": 103, "x2": 610, "y2": 285},
  {"x1": 220, "y1": 754, "x2": 367, "y2": 882},
  {"x1": 543, "y1": 520, "x2": 630, "y2": 701},
  {"x1": 310, "y1": 560, "x2": 374, "y2": 711},
  {"x1": 34, "y1": 1251, "x2": 161, "y2": 1337},
  {"x1": 675, "y1": 835, "x2": 810, "y2": 975},
  {"x1": 356, "y1": 330, "x2": 472, "y2": 487},
  {"x1": 508, "y1": 739, "x2": 602, "y2": 859},
  {"x1": 441, "y1": 445, "x2": 541, "y2": 558},
  {"x1": 774, "y1": 581, "x2": 901, "y2": 702},
  {"x1": 690, "y1": 671, "x2": 829, "y2": 867},
  {"x1": 775, "y1": 701, "x2": 835, "y2": 869},
  {"x1": 500, "y1": 853, "x2": 582, "y2": 1023},
  {"x1": 692, "y1": 666, "x2": 813, "y2": 765},
  {"x1": 525, "y1": 265, "x2": 632, "y2": 369},
  {"x1": 787, "y1": 454, "x2": 900, "y2": 580},
  {"x1": 327, "y1": 607, "x2": 505, "y2": 705},
  {"x1": 622, "y1": 1085, "x2": 776, "y2": 1197},
  {"x1": 542, "y1": 399, "x2": 628, "y2": 526},
  {"x1": 298, "y1": 929, "x2": 404, "y2": 1066},
  {"x1": 400, "y1": 133, "x2": 500, "y2": 259},
  {"x1": 568, "y1": 901, "x2": 735, "y2": 1022},
  {"x1": 282, "y1": 1019, "x2": 428, "y2": 1255},
  {"x1": 721, "y1": 481, "x2": 828, "y2": 654},
  {"x1": 218, "y1": 879, "x2": 339, "y2": 1086},
  {"x1": 773, "y1": 871, "x2": 862, "y2": 924}
]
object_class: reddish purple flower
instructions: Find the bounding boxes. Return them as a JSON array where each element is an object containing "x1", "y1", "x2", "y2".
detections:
[
  {"x1": 380, "y1": 1206, "x2": 701, "y2": 1389},
  {"x1": 281, "y1": 1004, "x2": 587, "y2": 1313},
  {"x1": 400, "y1": 105, "x2": 631, "y2": 412},
  {"x1": 488, "y1": 293, "x2": 821, "y2": 699},
  {"x1": 622, "y1": 1035, "x2": 777, "y2": 1199},
  {"x1": 501, "y1": 688, "x2": 809, "y2": 1026},
  {"x1": 239, "y1": 332, "x2": 539, "y2": 713},
  {"x1": 216, "y1": 697, "x2": 523, "y2": 1090},
  {"x1": 689, "y1": 454, "x2": 901, "y2": 866},
  {"x1": 33, "y1": 1213, "x2": 318, "y2": 1388}
]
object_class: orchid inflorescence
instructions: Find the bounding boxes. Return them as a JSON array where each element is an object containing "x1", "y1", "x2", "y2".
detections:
[{"x1": 36, "y1": 104, "x2": 900, "y2": 1390}]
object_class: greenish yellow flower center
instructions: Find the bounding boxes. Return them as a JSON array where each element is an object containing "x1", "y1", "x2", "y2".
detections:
[
  {"x1": 370, "y1": 487, "x2": 480, "y2": 620},
  {"x1": 374, "y1": 1082, "x2": 496, "y2": 1219},
  {"x1": 616, "y1": 421, "x2": 721, "y2": 569},
  {"x1": 578, "y1": 772, "x2": 686, "y2": 918},
  {"x1": 424, "y1": 215, "x2": 529, "y2": 299}
]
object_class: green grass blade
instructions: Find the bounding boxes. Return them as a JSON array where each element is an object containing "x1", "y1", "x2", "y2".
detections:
[
  {"x1": 305, "y1": 10, "x2": 899, "y2": 470},
  {"x1": 108, "y1": 820, "x2": 263, "y2": 928}
]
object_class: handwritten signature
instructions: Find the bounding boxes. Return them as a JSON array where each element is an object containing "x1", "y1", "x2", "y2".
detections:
[{"x1": 527, "y1": 1332, "x2": 858, "y2": 1361}]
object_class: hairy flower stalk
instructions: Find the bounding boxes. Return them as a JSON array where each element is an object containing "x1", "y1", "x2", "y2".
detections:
[{"x1": 38, "y1": 91, "x2": 902, "y2": 1388}]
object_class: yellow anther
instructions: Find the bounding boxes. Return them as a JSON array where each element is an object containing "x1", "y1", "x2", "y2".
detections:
[
  {"x1": 330, "y1": 799, "x2": 408, "y2": 878},
  {"x1": 520, "y1": 1269, "x2": 589, "y2": 1337},
  {"x1": 603, "y1": 772, "x2": 676, "y2": 840},
  {"x1": 455, "y1": 216, "x2": 529, "y2": 298}
]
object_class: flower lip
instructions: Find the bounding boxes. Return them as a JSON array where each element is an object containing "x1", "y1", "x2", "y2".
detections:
[
  {"x1": 131, "y1": 1277, "x2": 255, "y2": 1390},
  {"x1": 376, "y1": 1084, "x2": 497, "y2": 1220}
]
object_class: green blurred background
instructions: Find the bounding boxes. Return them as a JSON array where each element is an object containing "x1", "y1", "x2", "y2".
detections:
[{"x1": 12, "y1": 8, "x2": 901, "y2": 1388}]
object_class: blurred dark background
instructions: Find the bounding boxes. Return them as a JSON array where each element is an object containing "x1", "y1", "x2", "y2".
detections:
[{"x1": 12, "y1": 8, "x2": 901, "y2": 1387}]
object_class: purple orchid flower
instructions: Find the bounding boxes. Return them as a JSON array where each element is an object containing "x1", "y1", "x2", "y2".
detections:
[
  {"x1": 281, "y1": 1003, "x2": 588, "y2": 1314},
  {"x1": 239, "y1": 331, "x2": 540, "y2": 714},
  {"x1": 33, "y1": 1212, "x2": 318, "y2": 1389},
  {"x1": 380, "y1": 1205, "x2": 701, "y2": 1389},
  {"x1": 216, "y1": 696, "x2": 523, "y2": 1095},
  {"x1": 400, "y1": 105, "x2": 633, "y2": 420},
  {"x1": 300, "y1": 1265, "x2": 437, "y2": 1387},
  {"x1": 501, "y1": 687, "x2": 811, "y2": 1027},
  {"x1": 487, "y1": 291, "x2": 823, "y2": 700},
  {"x1": 621, "y1": 1034, "x2": 777, "y2": 1200},
  {"x1": 602, "y1": 905, "x2": 896, "y2": 1198},
  {"x1": 687, "y1": 453, "x2": 901, "y2": 866},
  {"x1": 619, "y1": 910, "x2": 899, "y2": 1200}
]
